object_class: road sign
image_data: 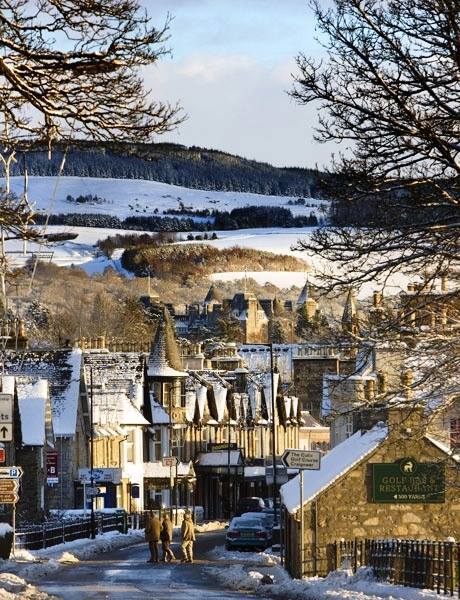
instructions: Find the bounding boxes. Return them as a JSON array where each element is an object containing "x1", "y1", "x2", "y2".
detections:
[
  {"x1": 85, "y1": 486, "x2": 101, "y2": 497},
  {"x1": 0, "y1": 479, "x2": 19, "y2": 493},
  {"x1": 78, "y1": 468, "x2": 122, "y2": 484},
  {"x1": 0, "y1": 424, "x2": 12, "y2": 442},
  {"x1": 0, "y1": 395, "x2": 13, "y2": 424},
  {"x1": 162, "y1": 456, "x2": 179, "y2": 468},
  {"x1": 0, "y1": 447, "x2": 5, "y2": 463},
  {"x1": 46, "y1": 451, "x2": 58, "y2": 483},
  {"x1": 264, "y1": 456, "x2": 288, "y2": 485},
  {"x1": 0, "y1": 492, "x2": 19, "y2": 503},
  {"x1": 281, "y1": 449, "x2": 322, "y2": 470},
  {"x1": 0, "y1": 467, "x2": 23, "y2": 479}
]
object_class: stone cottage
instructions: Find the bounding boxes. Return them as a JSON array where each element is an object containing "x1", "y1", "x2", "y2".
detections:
[{"x1": 281, "y1": 407, "x2": 460, "y2": 578}]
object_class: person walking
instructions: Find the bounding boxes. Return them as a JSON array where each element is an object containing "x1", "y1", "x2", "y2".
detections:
[
  {"x1": 180, "y1": 512, "x2": 196, "y2": 563},
  {"x1": 145, "y1": 510, "x2": 161, "y2": 563},
  {"x1": 160, "y1": 513, "x2": 176, "y2": 562}
]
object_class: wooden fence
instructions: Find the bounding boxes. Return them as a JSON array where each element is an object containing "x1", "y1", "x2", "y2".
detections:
[{"x1": 333, "y1": 539, "x2": 460, "y2": 596}]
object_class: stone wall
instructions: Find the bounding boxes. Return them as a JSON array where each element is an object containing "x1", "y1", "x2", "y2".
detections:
[{"x1": 294, "y1": 430, "x2": 460, "y2": 576}]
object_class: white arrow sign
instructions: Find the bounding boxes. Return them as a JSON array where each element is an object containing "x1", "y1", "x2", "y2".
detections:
[
  {"x1": 0, "y1": 466, "x2": 23, "y2": 479},
  {"x1": 281, "y1": 449, "x2": 321, "y2": 470}
]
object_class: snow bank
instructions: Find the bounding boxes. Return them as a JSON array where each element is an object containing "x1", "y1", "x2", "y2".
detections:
[
  {"x1": 209, "y1": 550, "x2": 449, "y2": 600},
  {"x1": 0, "y1": 572, "x2": 52, "y2": 599},
  {"x1": 0, "y1": 524, "x2": 13, "y2": 537},
  {"x1": 2, "y1": 529, "x2": 145, "y2": 583},
  {"x1": 195, "y1": 521, "x2": 228, "y2": 533}
]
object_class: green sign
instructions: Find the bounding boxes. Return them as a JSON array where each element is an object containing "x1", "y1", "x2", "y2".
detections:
[{"x1": 372, "y1": 458, "x2": 445, "y2": 503}]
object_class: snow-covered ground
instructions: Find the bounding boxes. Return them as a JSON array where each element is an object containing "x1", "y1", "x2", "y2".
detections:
[
  {"x1": 7, "y1": 176, "x2": 328, "y2": 219},
  {"x1": 208, "y1": 547, "x2": 451, "y2": 600}
]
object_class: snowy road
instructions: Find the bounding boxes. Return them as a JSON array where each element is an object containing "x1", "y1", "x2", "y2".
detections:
[{"x1": 38, "y1": 531, "x2": 270, "y2": 600}]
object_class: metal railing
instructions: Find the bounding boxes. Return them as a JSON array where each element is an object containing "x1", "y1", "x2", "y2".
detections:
[
  {"x1": 16, "y1": 513, "x2": 127, "y2": 551},
  {"x1": 332, "y1": 539, "x2": 460, "y2": 597}
]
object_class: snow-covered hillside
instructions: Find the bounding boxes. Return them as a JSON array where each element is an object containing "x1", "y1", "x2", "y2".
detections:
[{"x1": 7, "y1": 176, "x2": 328, "y2": 219}]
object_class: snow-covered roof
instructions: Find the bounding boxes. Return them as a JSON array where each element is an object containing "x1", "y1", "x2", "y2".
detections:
[
  {"x1": 425, "y1": 435, "x2": 460, "y2": 463},
  {"x1": 17, "y1": 378, "x2": 48, "y2": 446},
  {"x1": 196, "y1": 450, "x2": 242, "y2": 467},
  {"x1": 143, "y1": 461, "x2": 194, "y2": 478},
  {"x1": 4, "y1": 349, "x2": 82, "y2": 437},
  {"x1": 150, "y1": 399, "x2": 172, "y2": 424},
  {"x1": 244, "y1": 466, "x2": 265, "y2": 478},
  {"x1": 118, "y1": 395, "x2": 149, "y2": 426},
  {"x1": 281, "y1": 423, "x2": 388, "y2": 514},
  {"x1": 147, "y1": 320, "x2": 188, "y2": 378}
]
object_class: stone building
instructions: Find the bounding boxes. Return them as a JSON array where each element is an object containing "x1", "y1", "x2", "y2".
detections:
[
  {"x1": 293, "y1": 345, "x2": 356, "y2": 418},
  {"x1": 2, "y1": 349, "x2": 85, "y2": 518},
  {"x1": 281, "y1": 408, "x2": 460, "y2": 578}
]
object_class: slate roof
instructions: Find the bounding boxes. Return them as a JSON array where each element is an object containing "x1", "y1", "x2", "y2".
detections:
[
  {"x1": 203, "y1": 284, "x2": 222, "y2": 305},
  {"x1": 147, "y1": 318, "x2": 188, "y2": 378}
]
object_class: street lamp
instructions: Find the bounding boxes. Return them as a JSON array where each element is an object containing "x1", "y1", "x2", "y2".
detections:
[{"x1": 89, "y1": 368, "x2": 96, "y2": 540}]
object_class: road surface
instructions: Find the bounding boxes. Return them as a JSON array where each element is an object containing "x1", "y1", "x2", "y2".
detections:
[{"x1": 39, "y1": 530, "x2": 271, "y2": 600}]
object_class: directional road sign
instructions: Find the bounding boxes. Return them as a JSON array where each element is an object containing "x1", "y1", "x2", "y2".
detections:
[
  {"x1": 0, "y1": 424, "x2": 12, "y2": 442},
  {"x1": 0, "y1": 467, "x2": 23, "y2": 479},
  {"x1": 0, "y1": 491, "x2": 19, "y2": 504},
  {"x1": 0, "y1": 395, "x2": 13, "y2": 424},
  {"x1": 162, "y1": 456, "x2": 179, "y2": 468},
  {"x1": 0, "y1": 447, "x2": 5, "y2": 464},
  {"x1": 0, "y1": 479, "x2": 19, "y2": 493},
  {"x1": 281, "y1": 449, "x2": 321, "y2": 470}
]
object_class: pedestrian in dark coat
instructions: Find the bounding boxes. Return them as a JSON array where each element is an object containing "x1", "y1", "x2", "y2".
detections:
[
  {"x1": 145, "y1": 511, "x2": 161, "y2": 563},
  {"x1": 180, "y1": 512, "x2": 196, "y2": 563},
  {"x1": 160, "y1": 513, "x2": 176, "y2": 562}
]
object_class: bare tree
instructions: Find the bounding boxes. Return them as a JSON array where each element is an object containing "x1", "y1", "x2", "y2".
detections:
[
  {"x1": 291, "y1": 0, "x2": 460, "y2": 447},
  {"x1": 0, "y1": 0, "x2": 182, "y2": 147}
]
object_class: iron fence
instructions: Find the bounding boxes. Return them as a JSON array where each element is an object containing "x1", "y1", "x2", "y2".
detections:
[
  {"x1": 16, "y1": 513, "x2": 128, "y2": 551},
  {"x1": 333, "y1": 539, "x2": 460, "y2": 596}
]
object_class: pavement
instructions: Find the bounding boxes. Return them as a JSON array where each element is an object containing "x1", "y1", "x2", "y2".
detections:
[{"x1": 38, "y1": 530, "x2": 271, "y2": 600}]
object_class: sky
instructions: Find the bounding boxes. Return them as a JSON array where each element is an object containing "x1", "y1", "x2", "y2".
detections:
[{"x1": 142, "y1": 1, "x2": 334, "y2": 169}]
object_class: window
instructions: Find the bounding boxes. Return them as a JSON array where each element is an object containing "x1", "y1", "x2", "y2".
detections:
[
  {"x1": 171, "y1": 427, "x2": 184, "y2": 457},
  {"x1": 450, "y1": 418, "x2": 460, "y2": 449},
  {"x1": 345, "y1": 414, "x2": 353, "y2": 439},
  {"x1": 126, "y1": 430, "x2": 135, "y2": 463},
  {"x1": 151, "y1": 428, "x2": 162, "y2": 461}
]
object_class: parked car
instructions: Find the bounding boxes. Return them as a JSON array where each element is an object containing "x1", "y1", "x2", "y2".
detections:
[
  {"x1": 263, "y1": 498, "x2": 274, "y2": 509},
  {"x1": 240, "y1": 511, "x2": 274, "y2": 530},
  {"x1": 235, "y1": 497, "x2": 265, "y2": 516},
  {"x1": 225, "y1": 517, "x2": 272, "y2": 550}
]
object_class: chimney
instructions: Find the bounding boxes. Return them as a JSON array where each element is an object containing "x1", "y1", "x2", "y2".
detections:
[
  {"x1": 387, "y1": 404, "x2": 424, "y2": 436},
  {"x1": 364, "y1": 379, "x2": 376, "y2": 402},
  {"x1": 373, "y1": 291, "x2": 382, "y2": 308},
  {"x1": 441, "y1": 273, "x2": 448, "y2": 293},
  {"x1": 401, "y1": 368, "x2": 414, "y2": 400}
]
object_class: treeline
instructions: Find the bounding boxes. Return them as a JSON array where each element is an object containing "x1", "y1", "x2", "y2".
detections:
[
  {"x1": 121, "y1": 244, "x2": 307, "y2": 280},
  {"x1": 9, "y1": 140, "x2": 331, "y2": 197},
  {"x1": 34, "y1": 205, "x2": 319, "y2": 232}
]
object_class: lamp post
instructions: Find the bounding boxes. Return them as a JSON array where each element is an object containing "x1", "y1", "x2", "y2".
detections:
[
  {"x1": 269, "y1": 343, "x2": 278, "y2": 527},
  {"x1": 89, "y1": 368, "x2": 96, "y2": 540}
]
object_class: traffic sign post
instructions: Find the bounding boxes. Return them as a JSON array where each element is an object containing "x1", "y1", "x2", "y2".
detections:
[
  {"x1": 0, "y1": 467, "x2": 23, "y2": 479},
  {"x1": 162, "y1": 456, "x2": 178, "y2": 468},
  {"x1": 0, "y1": 424, "x2": 12, "y2": 442},
  {"x1": 281, "y1": 449, "x2": 322, "y2": 577},
  {"x1": 281, "y1": 449, "x2": 322, "y2": 470}
]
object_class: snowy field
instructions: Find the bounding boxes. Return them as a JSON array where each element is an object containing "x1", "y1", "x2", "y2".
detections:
[
  {"x1": 4, "y1": 224, "x2": 413, "y2": 299},
  {"x1": 7, "y1": 176, "x2": 328, "y2": 219}
]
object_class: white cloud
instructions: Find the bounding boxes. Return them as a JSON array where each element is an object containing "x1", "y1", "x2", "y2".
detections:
[{"x1": 144, "y1": 53, "x2": 335, "y2": 168}]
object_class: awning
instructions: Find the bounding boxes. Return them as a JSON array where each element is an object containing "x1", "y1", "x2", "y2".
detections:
[
  {"x1": 143, "y1": 461, "x2": 195, "y2": 479},
  {"x1": 195, "y1": 450, "x2": 243, "y2": 469}
]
